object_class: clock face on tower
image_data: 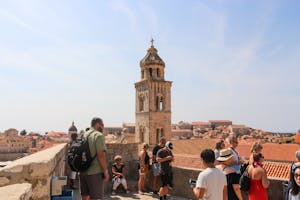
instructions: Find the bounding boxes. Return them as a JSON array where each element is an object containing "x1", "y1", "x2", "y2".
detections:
[{"x1": 137, "y1": 84, "x2": 148, "y2": 91}]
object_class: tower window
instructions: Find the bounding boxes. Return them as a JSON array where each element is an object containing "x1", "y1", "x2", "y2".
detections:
[
  {"x1": 161, "y1": 128, "x2": 164, "y2": 137},
  {"x1": 157, "y1": 69, "x2": 160, "y2": 78},
  {"x1": 159, "y1": 97, "x2": 163, "y2": 111},
  {"x1": 156, "y1": 96, "x2": 164, "y2": 111},
  {"x1": 139, "y1": 96, "x2": 144, "y2": 111},
  {"x1": 156, "y1": 129, "x2": 160, "y2": 144},
  {"x1": 140, "y1": 127, "x2": 144, "y2": 143},
  {"x1": 149, "y1": 68, "x2": 152, "y2": 78}
]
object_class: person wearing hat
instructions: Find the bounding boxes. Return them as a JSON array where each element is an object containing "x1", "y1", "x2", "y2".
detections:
[
  {"x1": 111, "y1": 155, "x2": 130, "y2": 195},
  {"x1": 156, "y1": 141, "x2": 174, "y2": 200},
  {"x1": 216, "y1": 149, "x2": 243, "y2": 200},
  {"x1": 193, "y1": 149, "x2": 227, "y2": 200}
]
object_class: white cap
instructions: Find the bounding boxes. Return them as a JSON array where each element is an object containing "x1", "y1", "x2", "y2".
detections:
[{"x1": 166, "y1": 141, "x2": 173, "y2": 150}]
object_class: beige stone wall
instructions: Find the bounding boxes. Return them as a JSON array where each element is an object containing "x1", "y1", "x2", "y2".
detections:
[
  {"x1": 0, "y1": 183, "x2": 32, "y2": 200},
  {"x1": 104, "y1": 143, "x2": 139, "y2": 192},
  {"x1": 0, "y1": 143, "x2": 67, "y2": 199}
]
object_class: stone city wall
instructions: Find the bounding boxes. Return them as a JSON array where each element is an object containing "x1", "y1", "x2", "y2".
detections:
[
  {"x1": 0, "y1": 143, "x2": 67, "y2": 199},
  {"x1": 104, "y1": 143, "x2": 140, "y2": 192}
]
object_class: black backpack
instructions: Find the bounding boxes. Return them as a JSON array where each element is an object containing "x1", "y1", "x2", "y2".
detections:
[{"x1": 67, "y1": 130, "x2": 96, "y2": 172}]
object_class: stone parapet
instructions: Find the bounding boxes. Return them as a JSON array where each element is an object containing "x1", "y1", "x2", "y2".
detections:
[
  {"x1": 0, "y1": 143, "x2": 67, "y2": 199},
  {"x1": 0, "y1": 183, "x2": 32, "y2": 200}
]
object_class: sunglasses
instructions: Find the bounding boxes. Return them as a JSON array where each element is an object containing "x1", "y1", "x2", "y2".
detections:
[{"x1": 294, "y1": 173, "x2": 300, "y2": 179}]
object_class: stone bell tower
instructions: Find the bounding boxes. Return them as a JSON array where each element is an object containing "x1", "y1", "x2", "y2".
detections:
[{"x1": 135, "y1": 39, "x2": 172, "y2": 146}]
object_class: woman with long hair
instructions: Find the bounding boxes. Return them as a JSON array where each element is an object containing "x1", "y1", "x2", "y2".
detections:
[
  {"x1": 248, "y1": 153, "x2": 269, "y2": 200},
  {"x1": 289, "y1": 165, "x2": 300, "y2": 199},
  {"x1": 249, "y1": 142, "x2": 263, "y2": 165},
  {"x1": 138, "y1": 143, "x2": 150, "y2": 194}
]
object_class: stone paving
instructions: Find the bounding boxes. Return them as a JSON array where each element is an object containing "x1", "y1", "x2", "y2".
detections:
[
  {"x1": 73, "y1": 189, "x2": 191, "y2": 200},
  {"x1": 104, "y1": 192, "x2": 191, "y2": 200}
]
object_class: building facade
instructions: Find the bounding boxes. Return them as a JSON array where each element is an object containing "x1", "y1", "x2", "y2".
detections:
[{"x1": 135, "y1": 40, "x2": 172, "y2": 145}]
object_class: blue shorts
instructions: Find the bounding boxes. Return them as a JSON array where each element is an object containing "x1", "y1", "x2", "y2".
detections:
[{"x1": 152, "y1": 162, "x2": 161, "y2": 176}]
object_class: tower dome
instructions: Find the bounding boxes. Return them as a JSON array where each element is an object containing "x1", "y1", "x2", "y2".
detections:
[
  {"x1": 140, "y1": 39, "x2": 165, "y2": 67},
  {"x1": 139, "y1": 39, "x2": 165, "y2": 81},
  {"x1": 68, "y1": 121, "x2": 77, "y2": 132}
]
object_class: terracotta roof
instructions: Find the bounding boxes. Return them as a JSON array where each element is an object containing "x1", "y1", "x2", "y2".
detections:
[
  {"x1": 191, "y1": 122, "x2": 211, "y2": 125},
  {"x1": 264, "y1": 162, "x2": 291, "y2": 181},
  {"x1": 208, "y1": 120, "x2": 232, "y2": 123},
  {"x1": 171, "y1": 139, "x2": 217, "y2": 155},
  {"x1": 236, "y1": 143, "x2": 300, "y2": 162},
  {"x1": 172, "y1": 129, "x2": 193, "y2": 133},
  {"x1": 173, "y1": 154, "x2": 291, "y2": 180}
]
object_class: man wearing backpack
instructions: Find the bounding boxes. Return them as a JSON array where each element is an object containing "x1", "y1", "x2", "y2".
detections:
[{"x1": 80, "y1": 117, "x2": 109, "y2": 200}]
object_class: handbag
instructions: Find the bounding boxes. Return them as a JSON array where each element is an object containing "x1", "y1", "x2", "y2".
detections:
[{"x1": 239, "y1": 165, "x2": 251, "y2": 191}]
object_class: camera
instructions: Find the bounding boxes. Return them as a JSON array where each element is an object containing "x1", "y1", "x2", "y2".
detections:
[{"x1": 189, "y1": 178, "x2": 196, "y2": 188}]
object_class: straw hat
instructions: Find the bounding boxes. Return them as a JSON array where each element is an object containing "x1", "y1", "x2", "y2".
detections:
[{"x1": 217, "y1": 149, "x2": 233, "y2": 161}]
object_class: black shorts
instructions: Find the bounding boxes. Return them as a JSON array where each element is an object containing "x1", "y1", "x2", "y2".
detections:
[{"x1": 161, "y1": 172, "x2": 172, "y2": 187}]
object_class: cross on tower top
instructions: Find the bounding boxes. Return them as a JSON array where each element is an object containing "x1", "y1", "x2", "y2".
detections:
[{"x1": 150, "y1": 38, "x2": 154, "y2": 47}]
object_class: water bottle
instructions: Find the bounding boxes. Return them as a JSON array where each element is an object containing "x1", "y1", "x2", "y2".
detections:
[{"x1": 82, "y1": 152, "x2": 87, "y2": 162}]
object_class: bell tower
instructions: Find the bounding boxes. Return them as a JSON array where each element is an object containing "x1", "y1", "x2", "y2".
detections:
[{"x1": 135, "y1": 39, "x2": 172, "y2": 146}]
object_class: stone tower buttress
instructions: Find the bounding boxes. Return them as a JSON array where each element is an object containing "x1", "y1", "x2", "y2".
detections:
[{"x1": 135, "y1": 40, "x2": 172, "y2": 146}]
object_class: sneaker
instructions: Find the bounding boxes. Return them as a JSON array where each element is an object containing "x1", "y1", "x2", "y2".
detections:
[
  {"x1": 138, "y1": 190, "x2": 144, "y2": 195},
  {"x1": 112, "y1": 191, "x2": 116, "y2": 195}
]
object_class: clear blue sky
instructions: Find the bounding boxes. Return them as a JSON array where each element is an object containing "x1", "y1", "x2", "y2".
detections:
[{"x1": 0, "y1": 0, "x2": 299, "y2": 133}]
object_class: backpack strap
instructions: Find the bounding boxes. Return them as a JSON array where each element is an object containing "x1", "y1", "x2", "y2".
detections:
[{"x1": 86, "y1": 130, "x2": 98, "y2": 160}]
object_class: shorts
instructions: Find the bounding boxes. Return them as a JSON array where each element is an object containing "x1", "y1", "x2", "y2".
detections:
[
  {"x1": 80, "y1": 172, "x2": 104, "y2": 199},
  {"x1": 152, "y1": 162, "x2": 161, "y2": 176},
  {"x1": 69, "y1": 171, "x2": 77, "y2": 179},
  {"x1": 161, "y1": 172, "x2": 172, "y2": 187}
]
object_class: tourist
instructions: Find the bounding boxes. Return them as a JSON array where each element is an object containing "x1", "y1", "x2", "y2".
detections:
[
  {"x1": 138, "y1": 143, "x2": 150, "y2": 194},
  {"x1": 193, "y1": 149, "x2": 227, "y2": 200},
  {"x1": 249, "y1": 142, "x2": 263, "y2": 165},
  {"x1": 289, "y1": 164, "x2": 300, "y2": 199},
  {"x1": 152, "y1": 137, "x2": 167, "y2": 194},
  {"x1": 286, "y1": 150, "x2": 300, "y2": 199},
  {"x1": 248, "y1": 153, "x2": 269, "y2": 200},
  {"x1": 216, "y1": 149, "x2": 243, "y2": 200},
  {"x1": 111, "y1": 155, "x2": 129, "y2": 195},
  {"x1": 79, "y1": 117, "x2": 109, "y2": 200},
  {"x1": 69, "y1": 132, "x2": 78, "y2": 189},
  {"x1": 157, "y1": 141, "x2": 174, "y2": 200},
  {"x1": 228, "y1": 135, "x2": 244, "y2": 175},
  {"x1": 214, "y1": 139, "x2": 225, "y2": 160}
]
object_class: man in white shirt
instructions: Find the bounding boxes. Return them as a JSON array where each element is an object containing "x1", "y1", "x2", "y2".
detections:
[{"x1": 193, "y1": 149, "x2": 228, "y2": 200}]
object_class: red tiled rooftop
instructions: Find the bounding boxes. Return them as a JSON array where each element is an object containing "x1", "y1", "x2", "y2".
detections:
[
  {"x1": 236, "y1": 143, "x2": 300, "y2": 162},
  {"x1": 208, "y1": 120, "x2": 232, "y2": 123},
  {"x1": 172, "y1": 129, "x2": 193, "y2": 133},
  {"x1": 173, "y1": 154, "x2": 291, "y2": 180},
  {"x1": 191, "y1": 122, "x2": 211, "y2": 125}
]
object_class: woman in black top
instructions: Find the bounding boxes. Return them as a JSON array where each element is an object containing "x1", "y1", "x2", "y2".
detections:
[
  {"x1": 111, "y1": 155, "x2": 129, "y2": 195},
  {"x1": 138, "y1": 143, "x2": 150, "y2": 194}
]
